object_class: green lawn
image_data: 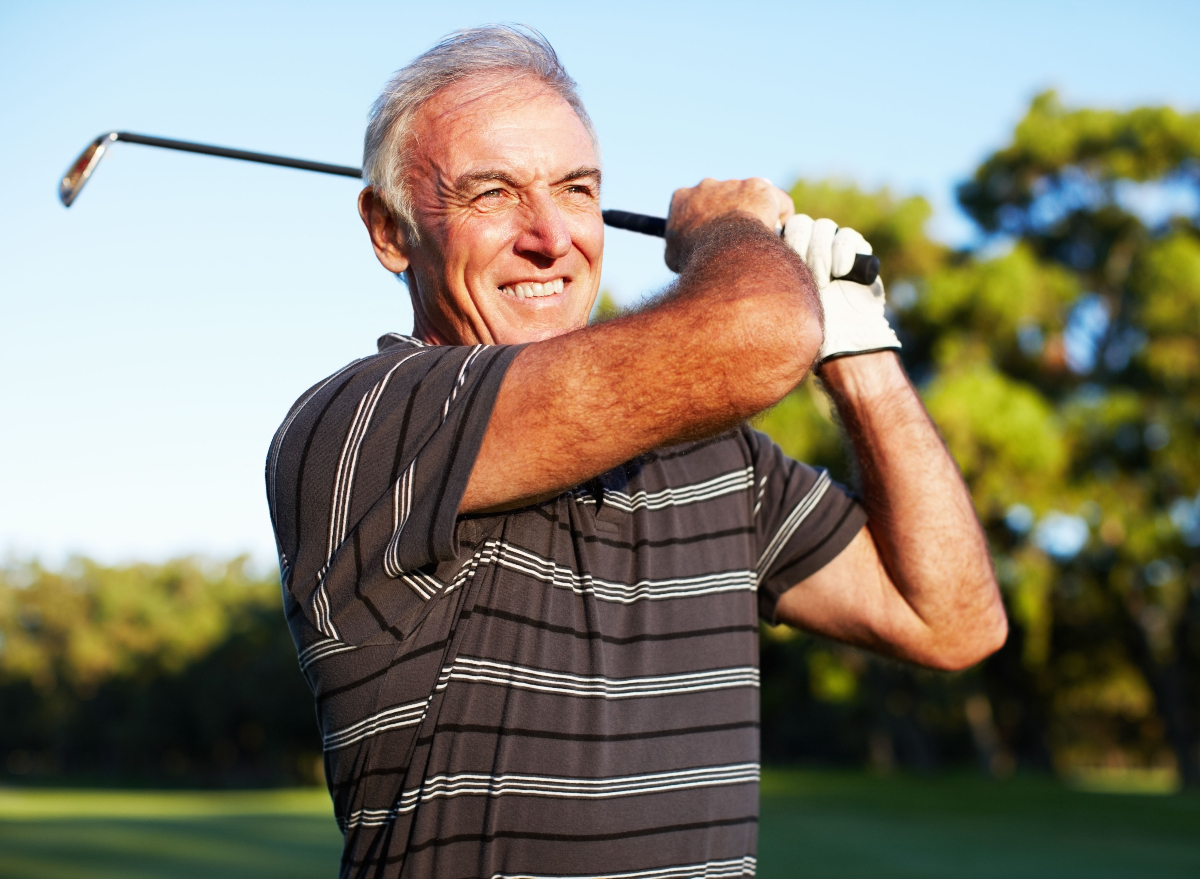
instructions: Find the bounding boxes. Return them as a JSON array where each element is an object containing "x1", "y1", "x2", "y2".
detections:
[
  {"x1": 758, "y1": 770, "x2": 1200, "y2": 878},
  {"x1": 0, "y1": 772, "x2": 1196, "y2": 878}
]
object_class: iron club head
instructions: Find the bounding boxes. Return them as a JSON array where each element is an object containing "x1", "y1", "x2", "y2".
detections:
[{"x1": 60, "y1": 132, "x2": 118, "y2": 207}]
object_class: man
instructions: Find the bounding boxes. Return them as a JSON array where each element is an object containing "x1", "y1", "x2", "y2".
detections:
[{"x1": 266, "y1": 24, "x2": 1006, "y2": 879}]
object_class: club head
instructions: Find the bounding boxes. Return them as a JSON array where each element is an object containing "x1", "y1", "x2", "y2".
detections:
[{"x1": 59, "y1": 132, "x2": 119, "y2": 207}]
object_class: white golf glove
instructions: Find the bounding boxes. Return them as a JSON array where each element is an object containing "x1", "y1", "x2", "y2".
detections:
[{"x1": 783, "y1": 214, "x2": 901, "y2": 363}]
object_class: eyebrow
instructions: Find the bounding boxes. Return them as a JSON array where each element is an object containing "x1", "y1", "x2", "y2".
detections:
[
  {"x1": 558, "y1": 167, "x2": 602, "y2": 186},
  {"x1": 453, "y1": 166, "x2": 602, "y2": 193}
]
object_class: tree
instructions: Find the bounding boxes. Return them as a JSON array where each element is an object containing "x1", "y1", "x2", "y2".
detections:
[
  {"x1": 0, "y1": 557, "x2": 320, "y2": 784},
  {"x1": 758, "y1": 92, "x2": 1200, "y2": 786}
]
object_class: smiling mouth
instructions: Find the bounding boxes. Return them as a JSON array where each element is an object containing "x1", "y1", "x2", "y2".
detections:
[{"x1": 500, "y1": 278, "x2": 565, "y2": 299}]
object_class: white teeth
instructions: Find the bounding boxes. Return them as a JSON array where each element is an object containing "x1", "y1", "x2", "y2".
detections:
[{"x1": 502, "y1": 279, "x2": 565, "y2": 299}]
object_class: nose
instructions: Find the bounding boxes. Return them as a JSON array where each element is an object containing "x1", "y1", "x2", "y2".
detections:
[{"x1": 514, "y1": 191, "x2": 572, "y2": 263}]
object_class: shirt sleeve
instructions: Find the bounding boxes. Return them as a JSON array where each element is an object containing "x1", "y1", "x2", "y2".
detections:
[
  {"x1": 266, "y1": 340, "x2": 523, "y2": 646},
  {"x1": 743, "y1": 426, "x2": 868, "y2": 622}
]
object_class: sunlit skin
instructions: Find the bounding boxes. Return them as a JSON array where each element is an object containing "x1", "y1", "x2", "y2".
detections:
[{"x1": 359, "y1": 74, "x2": 604, "y2": 345}]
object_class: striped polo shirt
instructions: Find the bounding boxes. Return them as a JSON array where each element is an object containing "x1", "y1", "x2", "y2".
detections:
[{"x1": 266, "y1": 333, "x2": 865, "y2": 878}]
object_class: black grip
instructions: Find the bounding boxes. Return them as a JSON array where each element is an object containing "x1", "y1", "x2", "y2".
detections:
[
  {"x1": 844, "y1": 254, "x2": 881, "y2": 286},
  {"x1": 602, "y1": 209, "x2": 666, "y2": 237},
  {"x1": 602, "y1": 209, "x2": 880, "y2": 285}
]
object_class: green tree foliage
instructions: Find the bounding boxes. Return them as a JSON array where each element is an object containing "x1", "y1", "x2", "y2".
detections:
[
  {"x1": 0, "y1": 558, "x2": 320, "y2": 785},
  {"x1": 759, "y1": 92, "x2": 1200, "y2": 786},
  {"x1": 4, "y1": 94, "x2": 1198, "y2": 789}
]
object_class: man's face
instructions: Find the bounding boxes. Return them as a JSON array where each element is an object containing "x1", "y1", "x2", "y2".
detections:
[{"x1": 397, "y1": 74, "x2": 604, "y2": 346}]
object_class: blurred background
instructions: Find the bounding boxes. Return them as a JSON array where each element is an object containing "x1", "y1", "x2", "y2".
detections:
[{"x1": 2, "y1": 1, "x2": 1199, "y2": 876}]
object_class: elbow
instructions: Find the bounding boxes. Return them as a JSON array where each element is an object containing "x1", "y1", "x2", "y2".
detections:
[{"x1": 924, "y1": 596, "x2": 1009, "y2": 672}]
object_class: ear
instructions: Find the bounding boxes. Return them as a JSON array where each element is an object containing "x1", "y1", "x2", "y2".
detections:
[{"x1": 358, "y1": 188, "x2": 411, "y2": 274}]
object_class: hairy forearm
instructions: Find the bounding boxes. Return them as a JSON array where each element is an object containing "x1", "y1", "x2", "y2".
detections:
[
  {"x1": 819, "y1": 352, "x2": 1007, "y2": 667},
  {"x1": 463, "y1": 216, "x2": 821, "y2": 512}
]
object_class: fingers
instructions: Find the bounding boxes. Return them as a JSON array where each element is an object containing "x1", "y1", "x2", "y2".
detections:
[
  {"x1": 807, "y1": 218, "x2": 838, "y2": 287},
  {"x1": 664, "y1": 177, "x2": 796, "y2": 272},
  {"x1": 756, "y1": 178, "x2": 796, "y2": 232},
  {"x1": 831, "y1": 226, "x2": 868, "y2": 280},
  {"x1": 784, "y1": 215, "x2": 871, "y2": 287},
  {"x1": 783, "y1": 214, "x2": 813, "y2": 262}
]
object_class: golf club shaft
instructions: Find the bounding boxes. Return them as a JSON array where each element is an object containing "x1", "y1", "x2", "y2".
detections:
[{"x1": 112, "y1": 132, "x2": 363, "y2": 178}]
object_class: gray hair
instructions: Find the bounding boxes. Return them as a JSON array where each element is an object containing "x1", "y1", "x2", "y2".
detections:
[{"x1": 363, "y1": 24, "x2": 598, "y2": 239}]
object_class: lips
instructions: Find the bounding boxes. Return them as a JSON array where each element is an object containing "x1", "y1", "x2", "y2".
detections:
[{"x1": 500, "y1": 278, "x2": 565, "y2": 299}]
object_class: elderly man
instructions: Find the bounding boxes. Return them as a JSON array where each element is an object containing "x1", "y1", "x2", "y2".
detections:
[{"x1": 266, "y1": 24, "x2": 1006, "y2": 879}]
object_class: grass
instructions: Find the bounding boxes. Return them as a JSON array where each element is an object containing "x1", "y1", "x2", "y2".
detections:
[
  {"x1": 1, "y1": 771, "x2": 1197, "y2": 878},
  {"x1": 758, "y1": 770, "x2": 1200, "y2": 878},
  {"x1": 0, "y1": 788, "x2": 340, "y2": 879}
]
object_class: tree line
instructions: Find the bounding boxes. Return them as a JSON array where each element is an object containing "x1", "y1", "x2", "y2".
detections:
[{"x1": 3, "y1": 92, "x2": 1198, "y2": 787}]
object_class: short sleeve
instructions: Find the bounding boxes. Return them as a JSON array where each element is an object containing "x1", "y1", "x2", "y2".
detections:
[
  {"x1": 744, "y1": 427, "x2": 868, "y2": 622},
  {"x1": 266, "y1": 337, "x2": 523, "y2": 645}
]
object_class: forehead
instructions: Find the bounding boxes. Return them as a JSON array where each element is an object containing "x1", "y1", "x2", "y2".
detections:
[{"x1": 409, "y1": 74, "x2": 597, "y2": 179}]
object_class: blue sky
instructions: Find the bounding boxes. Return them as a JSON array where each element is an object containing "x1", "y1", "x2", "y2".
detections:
[{"x1": 2, "y1": 0, "x2": 1198, "y2": 566}]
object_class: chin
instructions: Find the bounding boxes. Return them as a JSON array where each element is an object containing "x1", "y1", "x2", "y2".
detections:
[
  {"x1": 489, "y1": 296, "x2": 592, "y2": 345},
  {"x1": 492, "y1": 319, "x2": 583, "y2": 345}
]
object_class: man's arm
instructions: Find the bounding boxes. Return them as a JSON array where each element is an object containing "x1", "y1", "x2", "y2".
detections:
[
  {"x1": 774, "y1": 352, "x2": 1007, "y2": 670},
  {"x1": 462, "y1": 182, "x2": 821, "y2": 513}
]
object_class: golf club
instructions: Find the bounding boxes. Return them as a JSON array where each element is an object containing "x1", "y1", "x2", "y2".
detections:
[{"x1": 59, "y1": 132, "x2": 881, "y2": 285}]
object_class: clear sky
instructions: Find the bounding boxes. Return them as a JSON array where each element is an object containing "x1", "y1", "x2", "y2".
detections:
[{"x1": 2, "y1": 0, "x2": 1198, "y2": 567}]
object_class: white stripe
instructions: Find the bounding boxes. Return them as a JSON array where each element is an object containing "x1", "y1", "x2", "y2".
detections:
[
  {"x1": 492, "y1": 542, "x2": 755, "y2": 604},
  {"x1": 392, "y1": 534, "x2": 500, "y2": 600},
  {"x1": 323, "y1": 698, "x2": 429, "y2": 751},
  {"x1": 266, "y1": 356, "x2": 369, "y2": 531},
  {"x1": 388, "y1": 539, "x2": 755, "y2": 605},
  {"x1": 755, "y1": 470, "x2": 831, "y2": 578},
  {"x1": 752, "y1": 474, "x2": 768, "y2": 519},
  {"x1": 435, "y1": 656, "x2": 759, "y2": 700},
  {"x1": 383, "y1": 462, "x2": 418, "y2": 579},
  {"x1": 343, "y1": 763, "x2": 760, "y2": 828},
  {"x1": 311, "y1": 563, "x2": 337, "y2": 640},
  {"x1": 378, "y1": 333, "x2": 426, "y2": 348},
  {"x1": 442, "y1": 345, "x2": 485, "y2": 422},
  {"x1": 490, "y1": 856, "x2": 757, "y2": 879},
  {"x1": 310, "y1": 351, "x2": 425, "y2": 637},
  {"x1": 382, "y1": 346, "x2": 484, "y2": 587},
  {"x1": 576, "y1": 467, "x2": 754, "y2": 514},
  {"x1": 396, "y1": 566, "x2": 443, "y2": 600},
  {"x1": 327, "y1": 354, "x2": 422, "y2": 561},
  {"x1": 298, "y1": 637, "x2": 356, "y2": 671}
]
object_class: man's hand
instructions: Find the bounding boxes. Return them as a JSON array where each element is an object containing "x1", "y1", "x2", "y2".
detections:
[
  {"x1": 784, "y1": 215, "x2": 900, "y2": 363},
  {"x1": 665, "y1": 178, "x2": 795, "y2": 272}
]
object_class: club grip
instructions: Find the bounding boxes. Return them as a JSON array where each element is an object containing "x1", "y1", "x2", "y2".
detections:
[
  {"x1": 844, "y1": 254, "x2": 881, "y2": 286},
  {"x1": 602, "y1": 209, "x2": 666, "y2": 237},
  {"x1": 602, "y1": 209, "x2": 880, "y2": 285}
]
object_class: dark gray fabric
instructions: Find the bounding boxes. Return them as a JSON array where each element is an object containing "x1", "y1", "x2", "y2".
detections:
[{"x1": 266, "y1": 334, "x2": 866, "y2": 879}]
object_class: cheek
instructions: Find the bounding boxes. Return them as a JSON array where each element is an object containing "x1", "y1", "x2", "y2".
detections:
[
  {"x1": 561, "y1": 207, "x2": 603, "y2": 261},
  {"x1": 455, "y1": 219, "x2": 522, "y2": 281},
  {"x1": 575, "y1": 222, "x2": 605, "y2": 279}
]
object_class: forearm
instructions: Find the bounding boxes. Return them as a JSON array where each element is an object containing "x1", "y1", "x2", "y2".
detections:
[
  {"x1": 463, "y1": 217, "x2": 821, "y2": 512},
  {"x1": 819, "y1": 352, "x2": 1007, "y2": 665}
]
